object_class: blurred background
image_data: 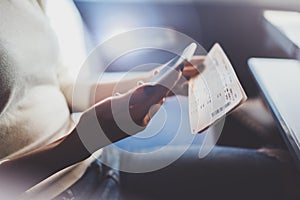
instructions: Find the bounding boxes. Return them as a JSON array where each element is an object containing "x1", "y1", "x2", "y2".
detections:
[
  {"x1": 72, "y1": 0, "x2": 300, "y2": 98},
  {"x1": 48, "y1": 0, "x2": 300, "y2": 151}
]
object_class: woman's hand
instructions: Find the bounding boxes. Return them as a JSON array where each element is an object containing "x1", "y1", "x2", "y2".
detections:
[
  {"x1": 78, "y1": 56, "x2": 206, "y2": 151},
  {"x1": 182, "y1": 56, "x2": 206, "y2": 79},
  {"x1": 121, "y1": 56, "x2": 207, "y2": 127},
  {"x1": 166, "y1": 56, "x2": 206, "y2": 96}
]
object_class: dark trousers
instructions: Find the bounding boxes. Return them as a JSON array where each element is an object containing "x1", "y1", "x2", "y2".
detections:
[{"x1": 56, "y1": 144, "x2": 294, "y2": 200}]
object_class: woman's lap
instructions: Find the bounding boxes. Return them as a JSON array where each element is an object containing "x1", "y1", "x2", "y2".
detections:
[
  {"x1": 105, "y1": 95, "x2": 287, "y2": 199},
  {"x1": 119, "y1": 144, "x2": 285, "y2": 200},
  {"x1": 56, "y1": 143, "x2": 286, "y2": 200},
  {"x1": 60, "y1": 96, "x2": 290, "y2": 199}
]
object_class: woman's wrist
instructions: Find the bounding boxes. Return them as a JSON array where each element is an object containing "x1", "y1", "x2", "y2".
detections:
[{"x1": 54, "y1": 128, "x2": 92, "y2": 165}]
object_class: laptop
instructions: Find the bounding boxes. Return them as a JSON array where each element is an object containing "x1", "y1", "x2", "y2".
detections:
[{"x1": 249, "y1": 58, "x2": 300, "y2": 168}]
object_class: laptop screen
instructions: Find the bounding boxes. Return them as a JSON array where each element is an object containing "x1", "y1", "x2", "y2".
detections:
[{"x1": 249, "y1": 58, "x2": 300, "y2": 163}]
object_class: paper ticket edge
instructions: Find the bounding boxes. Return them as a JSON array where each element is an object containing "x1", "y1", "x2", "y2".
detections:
[{"x1": 190, "y1": 43, "x2": 248, "y2": 134}]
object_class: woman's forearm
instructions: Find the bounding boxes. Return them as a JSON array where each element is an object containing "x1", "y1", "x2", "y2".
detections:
[
  {"x1": 0, "y1": 88, "x2": 147, "y2": 198},
  {"x1": 0, "y1": 86, "x2": 146, "y2": 198},
  {"x1": 0, "y1": 72, "x2": 167, "y2": 198}
]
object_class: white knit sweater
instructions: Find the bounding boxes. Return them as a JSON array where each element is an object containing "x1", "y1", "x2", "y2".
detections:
[{"x1": 0, "y1": 1, "x2": 94, "y2": 198}]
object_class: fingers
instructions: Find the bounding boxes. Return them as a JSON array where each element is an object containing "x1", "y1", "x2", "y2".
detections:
[
  {"x1": 126, "y1": 84, "x2": 167, "y2": 126},
  {"x1": 152, "y1": 65, "x2": 165, "y2": 77},
  {"x1": 183, "y1": 56, "x2": 206, "y2": 79},
  {"x1": 129, "y1": 55, "x2": 205, "y2": 125},
  {"x1": 149, "y1": 98, "x2": 165, "y2": 118},
  {"x1": 185, "y1": 56, "x2": 205, "y2": 70},
  {"x1": 182, "y1": 66, "x2": 199, "y2": 79},
  {"x1": 142, "y1": 98, "x2": 165, "y2": 126},
  {"x1": 188, "y1": 55, "x2": 206, "y2": 67}
]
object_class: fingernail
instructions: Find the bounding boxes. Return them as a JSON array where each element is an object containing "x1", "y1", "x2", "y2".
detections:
[
  {"x1": 137, "y1": 80, "x2": 144, "y2": 86},
  {"x1": 113, "y1": 92, "x2": 122, "y2": 96}
]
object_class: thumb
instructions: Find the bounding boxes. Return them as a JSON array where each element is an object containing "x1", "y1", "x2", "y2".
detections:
[
  {"x1": 142, "y1": 98, "x2": 165, "y2": 126},
  {"x1": 128, "y1": 85, "x2": 167, "y2": 126}
]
